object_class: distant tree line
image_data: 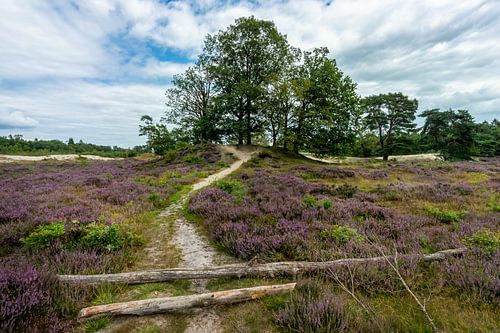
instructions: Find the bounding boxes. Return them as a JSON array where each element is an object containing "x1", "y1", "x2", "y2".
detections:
[
  {"x1": 0, "y1": 135, "x2": 138, "y2": 157},
  {"x1": 139, "y1": 16, "x2": 498, "y2": 160}
]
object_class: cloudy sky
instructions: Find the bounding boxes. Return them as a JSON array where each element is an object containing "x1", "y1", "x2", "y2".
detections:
[{"x1": 1, "y1": 0, "x2": 499, "y2": 147}]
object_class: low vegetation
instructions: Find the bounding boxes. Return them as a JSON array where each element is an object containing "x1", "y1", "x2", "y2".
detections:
[
  {"x1": 0, "y1": 144, "x2": 225, "y2": 331},
  {"x1": 188, "y1": 150, "x2": 499, "y2": 331}
]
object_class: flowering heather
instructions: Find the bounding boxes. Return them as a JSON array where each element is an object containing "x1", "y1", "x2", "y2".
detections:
[
  {"x1": 189, "y1": 154, "x2": 499, "y2": 316},
  {"x1": 0, "y1": 144, "x2": 224, "y2": 332},
  {"x1": 0, "y1": 259, "x2": 66, "y2": 333}
]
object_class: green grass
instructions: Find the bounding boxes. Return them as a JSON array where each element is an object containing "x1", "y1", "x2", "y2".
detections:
[{"x1": 84, "y1": 317, "x2": 110, "y2": 332}]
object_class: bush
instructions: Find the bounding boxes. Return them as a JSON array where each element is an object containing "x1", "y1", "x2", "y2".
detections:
[
  {"x1": 323, "y1": 200, "x2": 332, "y2": 209},
  {"x1": 21, "y1": 221, "x2": 143, "y2": 252},
  {"x1": 302, "y1": 194, "x2": 319, "y2": 208},
  {"x1": 216, "y1": 180, "x2": 247, "y2": 198},
  {"x1": 333, "y1": 184, "x2": 357, "y2": 199},
  {"x1": 463, "y1": 228, "x2": 500, "y2": 252},
  {"x1": 183, "y1": 154, "x2": 203, "y2": 164},
  {"x1": 21, "y1": 222, "x2": 65, "y2": 249},
  {"x1": 423, "y1": 205, "x2": 466, "y2": 223},
  {"x1": 319, "y1": 225, "x2": 364, "y2": 244},
  {"x1": 275, "y1": 280, "x2": 350, "y2": 333},
  {"x1": 0, "y1": 261, "x2": 64, "y2": 333}
]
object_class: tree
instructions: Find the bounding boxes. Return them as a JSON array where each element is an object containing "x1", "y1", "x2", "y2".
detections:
[
  {"x1": 139, "y1": 115, "x2": 177, "y2": 155},
  {"x1": 290, "y1": 48, "x2": 360, "y2": 155},
  {"x1": 205, "y1": 16, "x2": 298, "y2": 144},
  {"x1": 68, "y1": 138, "x2": 75, "y2": 145},
  {"x1": 264, "y1": 67, "x2": 298, "y2": 148},
  {"x1": 165, "y1": 62, "x2": 221, "y2": 143},
  {"x1": 474, "y1": 119, "x2": 499, "y2": 156},
  {"x1": 362, "y1": 93, "x2": 418, "y2": 160},
  {"x1": 420, "y1": 109, "x2": 476, "y2": 160}
]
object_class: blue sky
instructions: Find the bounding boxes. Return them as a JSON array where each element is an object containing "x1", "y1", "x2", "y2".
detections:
[{"x1": 1, "y1": 0, "x2": 499, "y2": 147}]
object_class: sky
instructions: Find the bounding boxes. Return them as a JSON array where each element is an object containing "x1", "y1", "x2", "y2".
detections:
[{"x1": 0, "y1": 0, "x2": 499, "y2": 148}]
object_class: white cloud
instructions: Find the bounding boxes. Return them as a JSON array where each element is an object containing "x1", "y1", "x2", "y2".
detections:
[
  {"x1": 0, "y1": 81, "x2": 165, "y2": 147},
  {"x1": 0, "y1": 110, "x2": 39, "y2": 129},
  {"x1": 0, "y1": 0, "x2": 499, "y2": 146}
]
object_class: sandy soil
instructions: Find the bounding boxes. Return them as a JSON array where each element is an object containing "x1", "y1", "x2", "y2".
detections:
[
  {"x1": 0, "y1": 154, "x2": 120, "y2": 163},
  {"x1": 174, "y1": 145, "x2": 255, "y2": 333},
  {"x1": 302, "y1": 152, "x2": 443, "y2": 163}
]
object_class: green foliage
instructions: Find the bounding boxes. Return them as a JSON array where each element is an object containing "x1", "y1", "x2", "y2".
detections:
[
  {"x1": 334, "y1": 183, "x2": 357, "y2": 199},
  {"x1": 21, "y1": 222, "x2": 65, "y2": 249},
  {"x1": 216, "y1": 180, "x2": 247, "y2": 199},
  {"x1": 419, "y1": 236, "x2": 433, "y2": 254},
  {"x1": 322, "y1": 200, "x2": 332, "y2": 209},
  {"x1": 21, "y1": 221, "x2": 143, "y2": 251},
  {"x1": 362, "y1": 92, "x2": 418, "y2": 160},
  {"x1": 302, "y1": 194, "x2": 319, "y2": 208},
  {"x1": 489, "y1": 195, "x2": 500, "y2": 212},
  {"x1": 80, "y1": 223, "x2": 142, "y2": 251},
  {"x1": 420, "y1": 109, "x2": 476, "y2": 160},
  {"x1": 291, "y1": 47, "x2": 360, "y2": 155},
  {"x1": 165, "y1": 63, "x2": 223, "y2": 143},
  {"x1": 183, "y1": 154, "x2": 204, "y2": 164},
  {"x1": 319, "y1": 225, "x2": 364, "y2": 244},
  {"x1": 0, "y1": 134, "x2": 135, "y2": 157},
  {"x1": 84, "y1": 317, "x2": 110, "y2": 332},
  {"x1": 463, "y1": 228, "x2": 500, "y2": 252},
  {"x1": 423, "y1": 205, "x2": 466, "y2": 223}
]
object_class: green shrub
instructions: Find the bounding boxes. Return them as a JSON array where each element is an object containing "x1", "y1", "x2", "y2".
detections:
[
  {"x1": 323, "y1": 200, "x2": 332, "y2": 209},
  {"x1": 146, "y1": 192, "x2": 166, "y2": 208},
  {"x1": 183, "y1": 154, "x2": 203, "y2": 164},
  {"x1": 21, "y1": 222, "x2": 65, "y2": 249},
  {"x1": 216, "y1": 180, "x2": 247, "y2": 199},
  {"x1": 489, "y1": 195, "x2": 500, "y2": 212},
  {"x1": 424, "y1": 205, "x2": 466, "y2": 223},
  {"x1": 319, "y1": 225, "x2": 364, "y2": 244},
  {"x1": 302, "y1": 194, "x2": 319, "y2": 208},
  {"x1": 334, "y1": 183, "x2": 357, "y2": 199},
  {"x1": 297, "y1": 172, "x2": 317, "y2": 180},
  {"x1": 419, "y1": 236, "x2": 433, "y2": 254},
  {"x1": 21, "y1": 221, "x2": 143, "y2": 251},
  {"x1": 81, "y1": 223, "x2": 143, "y2": 251},
  {"x1": 463, "y1": 228, "x2": 500, "y2": 252}
]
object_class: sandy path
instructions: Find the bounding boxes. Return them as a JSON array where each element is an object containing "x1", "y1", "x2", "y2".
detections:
[
  {"x1": 173, "y1": 145, "x2": 254, "y2": 333},
  {"x1": 302, "y1": 152, "x2": 443, "y2": 163},
  {"x1": 100, "y1": 145, "x2": 255, "y2": 333}
]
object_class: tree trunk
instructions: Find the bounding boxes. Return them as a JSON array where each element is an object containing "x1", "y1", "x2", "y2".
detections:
[
  {"x1": 246, "y1": 99, "x2": 252, "y2": 145},
  {"x1": 59, "y1": 248, "x2": 466, "y2": 285},
  {"x1": 78, "y1": 283, "x2": 296, "y2": 321}
]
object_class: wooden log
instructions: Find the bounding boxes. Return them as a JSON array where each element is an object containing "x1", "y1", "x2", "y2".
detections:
[
  {"x1": 59, "y1": 248, "x2": 466, "y2": 285},
  {"x1": 78, "y1": 283, "x2": 296, "y2": 321}
]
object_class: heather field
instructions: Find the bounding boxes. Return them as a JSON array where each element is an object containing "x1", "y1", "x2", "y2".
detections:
[
  {"x1": 0, "y1": 144, "x2": 228, "y2": 332},
  {"x1": 1, "y1": 146, "x2": 499, "y2": 333},
  {"x1": 188, "y1": 150, "x2": 500, "y2": 332}
]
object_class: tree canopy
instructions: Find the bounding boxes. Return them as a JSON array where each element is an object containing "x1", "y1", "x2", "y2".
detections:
[{"x1": 140, "y1": 16, "x2": 499, "y2": 160}]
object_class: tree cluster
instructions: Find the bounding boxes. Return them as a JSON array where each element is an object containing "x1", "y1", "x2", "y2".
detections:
[
  {"x1": 139, "y1": 16, "x2": 498, "y2": 160},
  {"x1": 0, "y1": 135, "x2": 136, "y2": 157},
  {"x1": 163, "y1": 16, "x2": 360, "y2": 155}
]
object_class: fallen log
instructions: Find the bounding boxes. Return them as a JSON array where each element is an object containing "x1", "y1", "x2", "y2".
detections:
[
  {"x1": 59, "y1": 248, "x2": 466, "y2": 285},
  {"x1": 78, "y1": 282, "x2": 296, "y2": 321}
]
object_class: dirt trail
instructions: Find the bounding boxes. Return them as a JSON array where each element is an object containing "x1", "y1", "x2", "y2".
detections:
[
  {"x1": 101, "y1": 145, "x2": 255, "y2": 333},
  {"x1": 174, "y1": 145, "x2": 254, "y2": 333}
]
